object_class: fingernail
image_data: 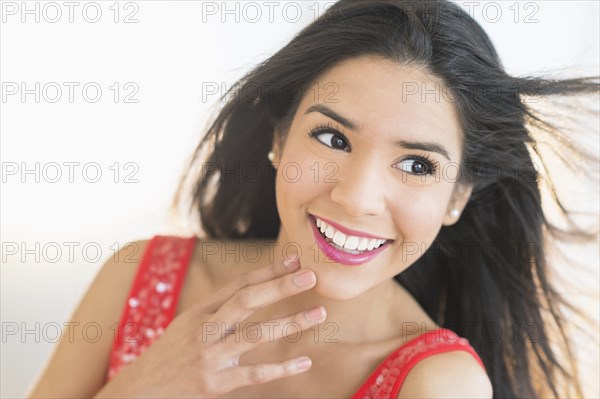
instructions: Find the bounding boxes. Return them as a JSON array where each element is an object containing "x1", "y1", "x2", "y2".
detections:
[
  {"x1": 295, "y1": 356, "x2": 312, "y2": 372},
  {"x1": 283, "y1": 253, "x2": 299, "y2": 268},
  {"x1": 293, "y1": 270, "x2": 315, "y2": 287},
  {"x1": 304, "y1": 306, "x2": 325, "y2": 322}
]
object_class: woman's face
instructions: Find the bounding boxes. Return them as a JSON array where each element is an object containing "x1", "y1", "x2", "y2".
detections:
[{"x1": 272, "y1": 55, "x2": 471, "y2": 300}]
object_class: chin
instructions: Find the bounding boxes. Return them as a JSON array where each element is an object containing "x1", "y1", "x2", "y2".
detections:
[{"x1": 310, "y1": 272, "x2": 373, "y2": 300}]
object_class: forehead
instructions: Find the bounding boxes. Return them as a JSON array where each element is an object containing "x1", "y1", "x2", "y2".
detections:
[{"x1": 299, "y1": 55, "x2": 463, "y2": 151}]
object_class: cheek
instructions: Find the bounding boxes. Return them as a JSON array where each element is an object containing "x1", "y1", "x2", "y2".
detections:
[
  {"x1": 276, "y1": 143, "x2": 326, "y2": 203},
  {"x1": 390, "y1": 186, "x2": 450, "y2": 243},
  {"x1": 274, "y1": 148, "x2": 326, "y2": 227}
]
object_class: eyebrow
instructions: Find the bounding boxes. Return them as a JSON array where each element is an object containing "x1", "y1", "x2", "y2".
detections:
[{"x1": 304, "y1": 103, "x2": 452, "y2": 161}]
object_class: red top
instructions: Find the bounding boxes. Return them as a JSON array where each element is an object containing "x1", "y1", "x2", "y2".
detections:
[{"x1": 105, "y1": 235, "x2": 487, "y2": 398}]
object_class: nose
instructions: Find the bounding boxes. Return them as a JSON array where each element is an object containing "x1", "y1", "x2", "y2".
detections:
[{"x1": 329, "y1": 157, "x2": 387, "y2": 217}]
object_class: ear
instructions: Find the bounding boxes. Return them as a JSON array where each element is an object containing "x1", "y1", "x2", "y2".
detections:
[
  {"x1": 270, "y1": 127, "x2": 282, "y2": 162},
  {"x1": 442, "y1": 182, "x2": 473, "y2": 226}
]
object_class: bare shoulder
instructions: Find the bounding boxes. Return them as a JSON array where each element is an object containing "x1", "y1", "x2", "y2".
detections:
[
  {"x1": 90, "y1": 239, "x2": 151, "y2": 297},
  {"x1": 397, "y1": 350, "x2": 493, "y2": 399},
  {"x1": 27, "y1": 239, "x2": 151, "y2": 399}
]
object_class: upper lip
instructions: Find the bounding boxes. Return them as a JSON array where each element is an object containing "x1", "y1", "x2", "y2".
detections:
[{"x1": 309, "y1": 213, "x2": 394, "y2": 241}]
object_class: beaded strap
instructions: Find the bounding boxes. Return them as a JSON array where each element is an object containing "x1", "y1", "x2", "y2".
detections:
[
  {"x1": 105, "y1": 235, "x2": 197, "y2": 383},
  {"x1": 351, "y1": 328, "x2": 486, "y2": 399}
]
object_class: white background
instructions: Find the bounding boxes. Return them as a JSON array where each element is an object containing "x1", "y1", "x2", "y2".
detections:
[{"x1": 1, "y1": 1, "x2": 598, "y2": 397}]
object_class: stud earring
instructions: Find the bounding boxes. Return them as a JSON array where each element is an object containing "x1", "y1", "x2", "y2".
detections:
[
  {"x1": 268, "y1": 151, "x2": 275, "y2": 162},
  {"x1": 450, "y1": 209, "x2": 460, "y2": 218}
]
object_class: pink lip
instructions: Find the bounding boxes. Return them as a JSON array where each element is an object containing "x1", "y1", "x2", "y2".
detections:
[
  {"x1": 309, "y1": 214, "x2": 392, "y2": 241},
  {"x1": 308, "y1": 214, "x2": 392, "y2": 266}
]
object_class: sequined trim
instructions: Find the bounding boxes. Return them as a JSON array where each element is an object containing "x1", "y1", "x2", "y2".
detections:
[
  {"x1": 105, "y1": 235, "x2": 196, "y2": 382},
  {"x1": 352, "y1": 328, "x2": 486, "y2": 399}
]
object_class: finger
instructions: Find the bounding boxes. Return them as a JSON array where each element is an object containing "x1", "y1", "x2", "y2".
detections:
[
  {"x1": 217, "y1": 306, "x2": 327, "y2": 361},
  {"x1": 208, "y1": 268, "x2": 317, "y2": 340},
  {"x1": 215, "y1": 356, "x2": 312, "y2": 393},
  {"x1": 200, "y1": 253, "x2": 301, "y2": 314}
]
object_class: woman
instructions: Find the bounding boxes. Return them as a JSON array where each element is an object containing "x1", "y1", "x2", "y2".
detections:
[{"x1": 28, "y1": 0, "x2": 598, "y2": 398}]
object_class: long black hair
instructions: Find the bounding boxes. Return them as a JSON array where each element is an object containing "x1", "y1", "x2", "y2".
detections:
[{"x1": 171, "y1": 0, "x2": 599, "y2": 397}]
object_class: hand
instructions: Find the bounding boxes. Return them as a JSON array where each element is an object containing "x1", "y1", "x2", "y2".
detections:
[{"x1": 93, "y1": 253, "x2": 326, "y2": 398}]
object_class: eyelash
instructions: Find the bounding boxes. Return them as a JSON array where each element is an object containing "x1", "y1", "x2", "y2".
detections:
[{"x1": 307, "y1": 122, "x2": 439, "y2": 176}]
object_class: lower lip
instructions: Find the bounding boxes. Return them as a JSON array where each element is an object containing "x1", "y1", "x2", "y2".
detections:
[{"x1": 309, "y1": 214, "x2": 392, "y2": 266}]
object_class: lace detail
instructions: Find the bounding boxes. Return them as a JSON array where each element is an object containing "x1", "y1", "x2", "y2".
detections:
[{"x1": 105, "y1": 236, "x2": 196, "y2": 382}]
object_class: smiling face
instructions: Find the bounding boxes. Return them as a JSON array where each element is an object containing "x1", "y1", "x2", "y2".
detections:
[{"x1": 271, "y1": 55, "x2": 472, "y2": 300}]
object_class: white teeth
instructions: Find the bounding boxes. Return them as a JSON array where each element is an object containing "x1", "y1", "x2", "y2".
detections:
[
  {"x1": 367, "y1": 239, "x2": 376, "y2": 251},
  {"x1": 357, "y1": 237, "x2": 369, "y2": 250},
  {"x1": 314, "y1": 216, "x2": 390, "y2": 253},
  {"x1": 370, "y1": 239, "x2": 386, "y2": 250},
  {"x1": 332, "y1": 242, "x2": 361, "y2": 254},
  {"x1": 332, "y1": 231, "x2": 346, "y2": 247},
  {"x1": 325, "y1": 225, "x2": 335, "y2": 239},
  {"x1": 344, "y1": 236, "x2": 359, "y2": 250}
]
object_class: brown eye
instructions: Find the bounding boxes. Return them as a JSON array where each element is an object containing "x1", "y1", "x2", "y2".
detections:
[
  {"x1": 397, "y1": 158, "x2": 434, "y2": 176},
  {"x1": 311, "y1": 131, "x2": 350, "y2": 152}
]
